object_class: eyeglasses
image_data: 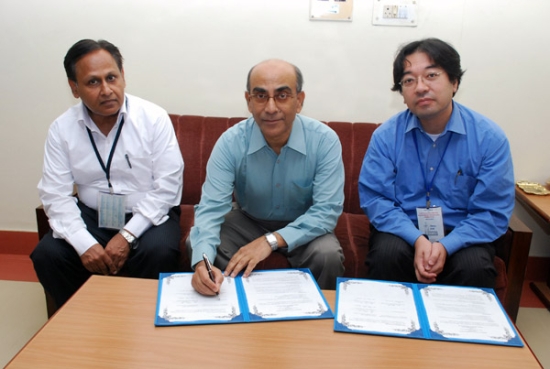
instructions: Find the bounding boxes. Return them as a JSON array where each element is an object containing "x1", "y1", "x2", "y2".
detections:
[
  {"x1": 249, "y1": 91, "x2": 294, "y2": 105},
  {"x1": 399, "y1": 72, "x2": 442, "y2": 88}
]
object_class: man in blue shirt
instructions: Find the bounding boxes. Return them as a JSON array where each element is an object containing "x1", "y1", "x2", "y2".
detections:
[
  {"x1": 359, "y1": 38, "x2": 514, "y2": 288},
  {"x1": 190, "y1": 59, "x2": 345, "y2": 295}
]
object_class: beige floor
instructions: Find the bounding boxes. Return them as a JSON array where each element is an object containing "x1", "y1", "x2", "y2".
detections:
[
  {"x1": 1, "y1": 281, "x2": 549, "y2": 368},
  {"x1": 517, "y1": 307, "x2": 550, "y2": 368},
  {"x1": 0, "y1": 281, "x2": 47, "y2": 368}
]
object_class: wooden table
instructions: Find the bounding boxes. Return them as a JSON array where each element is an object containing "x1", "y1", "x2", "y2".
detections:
[
  {"x1": 6, "y1": 275, "x2": 541, "y2": 369},
  {"x1": 515, "y1": 187, "x2": 550, "y2": 310}
]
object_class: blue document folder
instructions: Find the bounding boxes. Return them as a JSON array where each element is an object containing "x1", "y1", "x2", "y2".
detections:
[
  {"x1": 334, "y1": 278, "x2": 523, "y2": 347},
  {"x1": 155, "y1": 268, "x2": 333, "y2": 326}
]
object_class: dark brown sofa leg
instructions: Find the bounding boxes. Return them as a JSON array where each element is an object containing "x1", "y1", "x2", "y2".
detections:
[{"x1": 45, "y1": 289, "x2": 58, "y2": 318}]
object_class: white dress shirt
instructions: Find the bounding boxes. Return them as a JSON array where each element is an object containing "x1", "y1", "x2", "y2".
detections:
[{"x1": 38, "y1": 94, "x2": 184, "y2": 256}]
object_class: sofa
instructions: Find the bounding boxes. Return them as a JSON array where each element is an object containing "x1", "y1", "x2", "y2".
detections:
[{"x1": 36, "y1": 114, "x2": 532, "y2": 322}]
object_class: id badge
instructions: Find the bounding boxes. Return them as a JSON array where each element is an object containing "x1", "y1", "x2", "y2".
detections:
[
  {"x1": 416, "y1": 206, "x2": 444, "y2": 241},
  {"x1": 98, "y1": 192, "x2": 127, "y2": 229}
]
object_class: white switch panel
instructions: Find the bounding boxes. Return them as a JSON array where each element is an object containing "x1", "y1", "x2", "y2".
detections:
[
  {"x1": 373, "y1": 0, "x2": 417, "y2": 27},
  {"x1": 383, "y1": 5, "x2": 399, "y2": 19}
]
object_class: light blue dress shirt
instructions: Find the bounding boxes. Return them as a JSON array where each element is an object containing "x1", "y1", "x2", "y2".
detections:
[
  {"x1": 359, "y1": 101, "x2": 514, "y2": 255},
  {"x1": 190, "y1": 114, "x2": 345, "y2": 267}
]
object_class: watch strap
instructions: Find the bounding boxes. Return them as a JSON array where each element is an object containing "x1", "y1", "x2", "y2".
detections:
[
  {"x1": 265, "y1": 232, "x2": 278, "y2": 251},
  {"x1": 119, "y1": 229, "x2": 138, "y2": 249}
]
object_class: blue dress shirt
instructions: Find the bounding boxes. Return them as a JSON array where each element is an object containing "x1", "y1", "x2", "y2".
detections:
[
  {"x1": 359, "y1": 101, "x2": 514, "y2": 255},
  {"x1": 190, "y1": 114, "x2": 344, "y2": 267}
]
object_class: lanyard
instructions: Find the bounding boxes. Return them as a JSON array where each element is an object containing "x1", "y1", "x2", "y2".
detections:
[
  {"x1": 86, "y1": 117, "x2": 125, "y2": 194},
  {"x1": 413, "y1": 129, "x2": 453, "y2": 208}
]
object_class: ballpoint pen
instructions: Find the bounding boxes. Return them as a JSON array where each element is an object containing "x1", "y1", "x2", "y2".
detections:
[
  {"x1": 202, "y1": 253, "x2": 218, "y2": 295},
  {"x1": 125, "y1": 154, "x2": 132, "y2": 168},
  {"x1": 454, "y1": 169, "x2": 462, "y2": 184}
]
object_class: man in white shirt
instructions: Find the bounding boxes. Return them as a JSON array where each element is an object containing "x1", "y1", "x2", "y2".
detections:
[{"x1": 31, "y1": 39, "x2": 184, "y2": 310}]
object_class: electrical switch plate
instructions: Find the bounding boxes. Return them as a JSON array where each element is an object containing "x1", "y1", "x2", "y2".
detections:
[
  {"x1": 383, "y1": 5, "x2": 398, "y2": 19},
  {"x1": 373, "y1": 0, "x2": 418, "y2": 27}
]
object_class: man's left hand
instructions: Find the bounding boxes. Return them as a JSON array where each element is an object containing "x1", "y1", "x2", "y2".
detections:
[
  {"x1": 224, "y1": 236, "x2": 273, "y2": 278},
  {"x1": 104, "y1": 233, "x2": 131, "y2": 274},
  {"x1": 425, "y1": 241, "x2": 447, "y2": 276},
  {"x1": 414, "y1": 236, "x2": 438, "y2": 283}
]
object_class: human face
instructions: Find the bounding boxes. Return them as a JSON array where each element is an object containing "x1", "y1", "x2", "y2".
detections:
[
  {"x1": 68, "y1": 49, "x2": 126, "y2": 125},
  {"x1": 245, "y1": 60, "x2": 305, "y2": 150},
  {"x1": 400, "y1": 51, "x2": 458, "y2": 133}
]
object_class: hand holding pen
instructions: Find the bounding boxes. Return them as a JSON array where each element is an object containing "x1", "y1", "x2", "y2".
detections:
[{"x1": 202, "y1": 253, "x2": 218, "y2": 295}]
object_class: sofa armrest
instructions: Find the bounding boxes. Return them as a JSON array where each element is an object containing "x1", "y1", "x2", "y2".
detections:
[
  {"x1": 501, "y1": 214, "x2": 532, "y2": 321},
  {"x1": 36, "y1": 205, "x2": 50, "y2": 240},
  {"x1": 35, "y1": 204, "x2": 58, "y2": 318}
]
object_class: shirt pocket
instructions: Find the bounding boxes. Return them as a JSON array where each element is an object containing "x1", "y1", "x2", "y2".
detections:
[
  {"x1": 448, "y1": 173, "x2": 476, "y2": 209},
  {"x1": 288, "y1": 181, "x2": 313, "y2": 210},
  {"x1": 123, "y1": 155, "x2": 153, "y2": 190}
]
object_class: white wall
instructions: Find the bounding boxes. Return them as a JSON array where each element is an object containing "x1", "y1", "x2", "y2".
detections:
[{"x1": 1, "y1": 0, "x2": 549, "y2": 256}]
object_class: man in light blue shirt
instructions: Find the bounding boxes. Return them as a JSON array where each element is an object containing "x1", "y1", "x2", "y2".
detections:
[
  {"x1": 359, "y1": 38, "x2": 514, "y2": 288},
  {"x1": 189, "y1": 59, "x2": 345, "y2": 295}
]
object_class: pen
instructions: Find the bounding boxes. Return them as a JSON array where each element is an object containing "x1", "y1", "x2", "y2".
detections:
[
  {"x1": 125, "y1": 154, "x2": 132, "y2": 168},
  {"x1": 455, "y1": 169, "x2": 462, "y2": 184},
  {"x1": 202, "y1": 253, "x2": 218, "y2": 295}
]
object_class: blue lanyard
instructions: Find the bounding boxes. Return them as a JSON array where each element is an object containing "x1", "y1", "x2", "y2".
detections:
[
  {"x1": 413, "y1": 129, "x2": 453, "y2": 208},
  {"x1": 86, "y1": 117, "x2": 125, "y2": 194}
]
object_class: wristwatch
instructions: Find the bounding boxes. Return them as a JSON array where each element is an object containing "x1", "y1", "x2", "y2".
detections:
[
  {"x1": 119, "y1": 229, "x2": 139, "y2": 249},
  {"x1": 265, "y1": 232, "x2": 278, "y2": 251}
]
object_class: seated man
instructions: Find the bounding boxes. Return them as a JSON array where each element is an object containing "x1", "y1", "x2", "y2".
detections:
[
  {"x1": 189, "y1": 59, "x2": 345, "y2": 295},
  {"x1": 359, "y1": 38, "x2": 514, "y2": 288},
  {"x1": 31, "y1": 39, "x2": 184, "y2": 309}
]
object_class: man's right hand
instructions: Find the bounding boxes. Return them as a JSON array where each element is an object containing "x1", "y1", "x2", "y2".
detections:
[
  {"x1": 80, "y1": 244, "x2": 116, "y2": 275},
  {"x1": 413, "y1": 236, "x2": 438, "y2": 284},
  {"x1": 191, "y1": 261, "x2": 224, "y2": 296}
]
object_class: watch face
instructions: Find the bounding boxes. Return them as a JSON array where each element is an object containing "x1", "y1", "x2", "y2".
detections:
[{"x1": 120, "y1": 230, "x2": 137, "y2": 249}]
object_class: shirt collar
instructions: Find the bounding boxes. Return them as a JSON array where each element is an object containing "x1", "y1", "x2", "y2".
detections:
[
  {"x1": 77, "y1": 95, "x2": 128, "y2": 132},
  {"x1": 405, "y1": 101, "x2": 466, "y2": 136},
  {"x1": 248, "y1": 115, "x2": 307, "y2": 155}
]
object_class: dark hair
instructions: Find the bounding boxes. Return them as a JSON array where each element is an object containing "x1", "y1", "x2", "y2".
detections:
[
  {"x1": 246, "y1": 61, "x2": 304, "y2": 93},
  {"x1": 63, "y1": 39, "x2": 123, "y2": 82},
  {"x1": 391, "y1": 38, "x2": 465, "y2": 95}
]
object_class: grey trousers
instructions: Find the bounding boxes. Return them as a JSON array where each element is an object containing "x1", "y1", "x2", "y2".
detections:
[{"x1": 188, "y1": 209, "x2": 345, "y2": 289}]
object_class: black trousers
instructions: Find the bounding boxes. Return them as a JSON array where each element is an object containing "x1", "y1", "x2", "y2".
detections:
[
  {"x1": 366, "y1": 226, "x2": 497, "y2": 288},
  {"x1": 31, "y1": 202, "x2": 181, "y2": 308}
]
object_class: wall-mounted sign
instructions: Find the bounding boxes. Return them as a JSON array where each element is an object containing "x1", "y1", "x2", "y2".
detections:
[{"x1": 310, "y1": 0, "x2": 354, "y2": 22}]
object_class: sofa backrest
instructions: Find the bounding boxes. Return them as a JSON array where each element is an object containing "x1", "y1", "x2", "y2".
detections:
[
  {"x1": 170, "y1": 115, "x2": 244, "y2": 206},
  {"x1": 327, "y1": 121, "x2": 379, "y2": 214},
  {"x1": 170, "y1": 114, "x2": 380, "y2": 215}
]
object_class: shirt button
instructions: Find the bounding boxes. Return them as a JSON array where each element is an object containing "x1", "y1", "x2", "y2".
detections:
[
  {"x1": 275, "y1": 205, "x2": 280, "y2": 209},
  {"x1": 433, "y1": 143, "x2": 436, "y2": 148},
  {"x1": 430, "y1": 167, "x2": 434, "y2": 171},
  {"x1": 275, "y1": 183, "x2": 281, "y2": 188},
  {"x1": 277, "y1": 160, "x2": 280, "y2": 164}
]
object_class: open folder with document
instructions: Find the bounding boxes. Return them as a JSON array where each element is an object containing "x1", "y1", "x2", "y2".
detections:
[
  {"x1": 334, "y1": 278, "x2": 523, "y2": 347},
  {"x1": 155, "y1": 268, "x2": 333, "y2": 326}
]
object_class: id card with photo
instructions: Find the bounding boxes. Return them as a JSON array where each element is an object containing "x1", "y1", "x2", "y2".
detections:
[
  {"x1": 416, "y1": 207, "x2": 444, "y2": 241},
  {"x1": 98, "y1": 192, "x2": 127, "y2": 229}
]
